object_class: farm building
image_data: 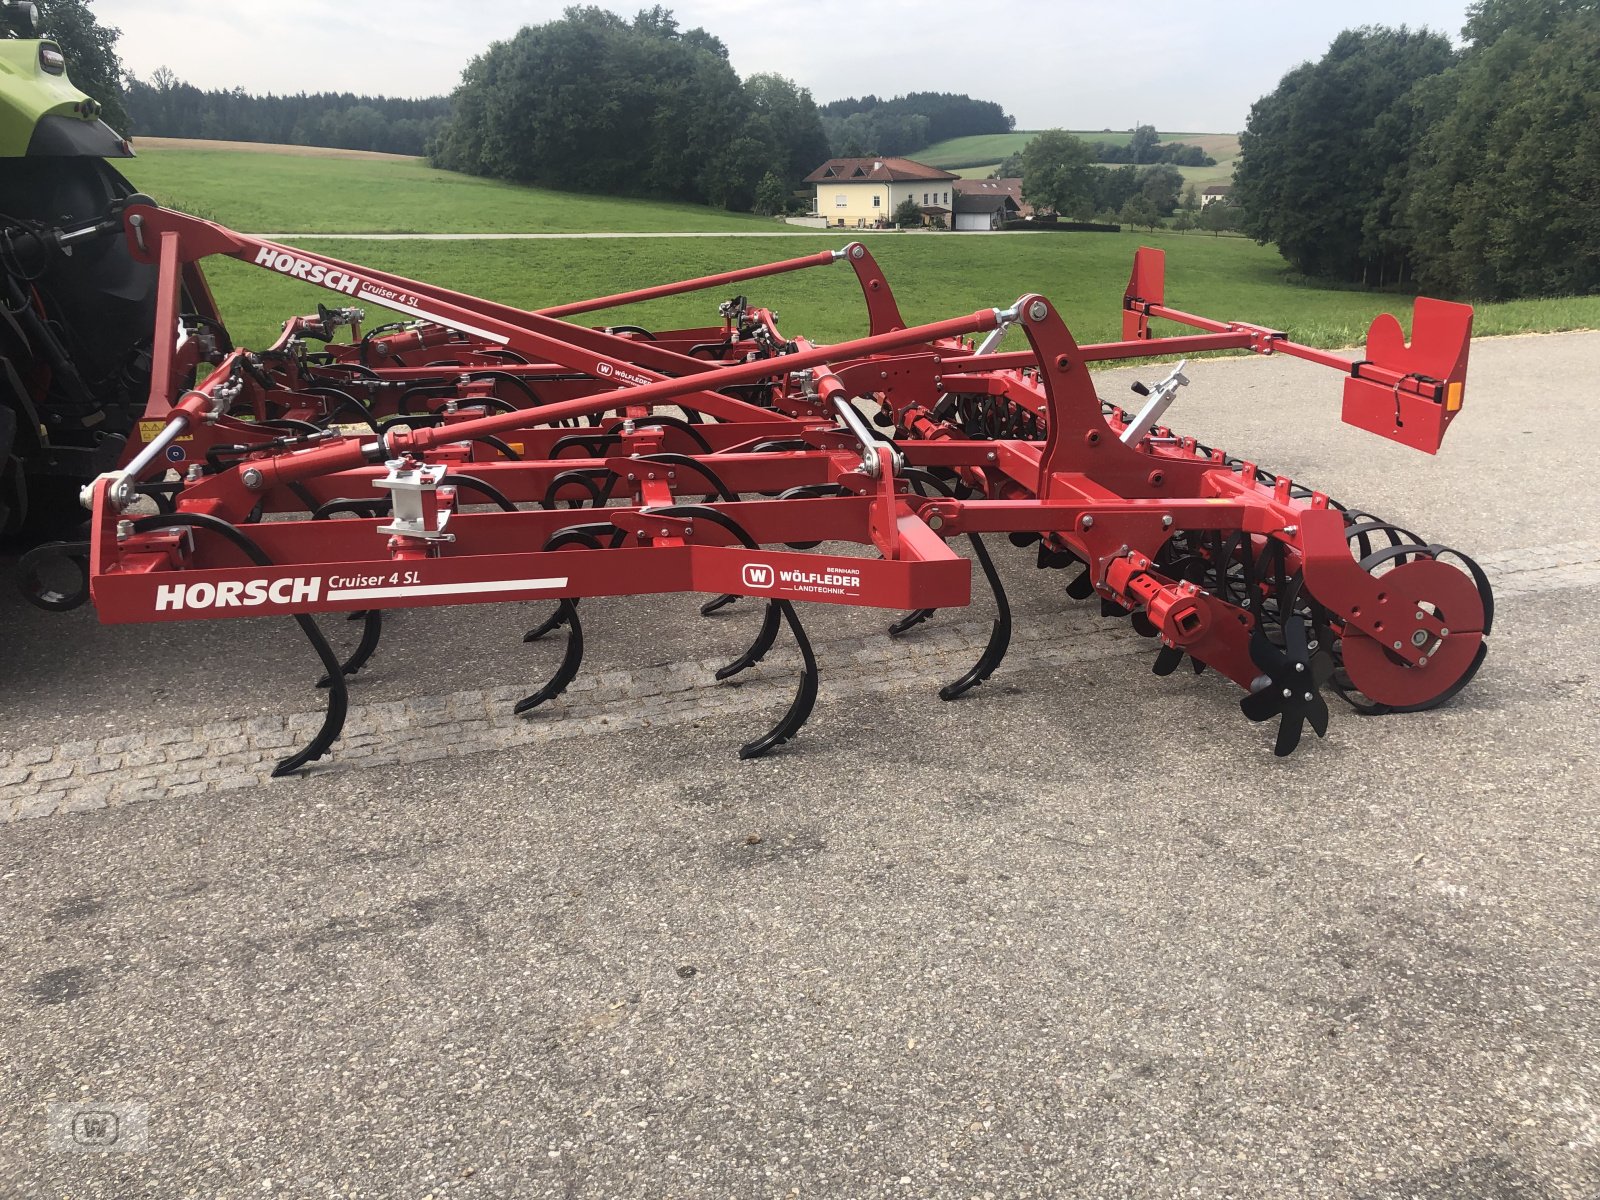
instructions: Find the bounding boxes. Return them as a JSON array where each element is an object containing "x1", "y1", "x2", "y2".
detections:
[
  {"x1": 952, "y1": 191, "x2": 1020, "y2": 231},
  {"x1": 1201, "y1": 184, "x2": 1234, "y2": 207},
  {"x1": 954, "y1": 177, "x2": 1031, "y2": 219},
  {"x1": 805, "y1": 157, "x2": 958, "y2": 228}
]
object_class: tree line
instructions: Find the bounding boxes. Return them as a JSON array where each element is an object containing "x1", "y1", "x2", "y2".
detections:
[
  {"x1": 1234, "y1": 0, "x2": 1600, "y2": 299},
  {"x1": 820, "y1": 92, "x2": 1014, "y2": 157},
  {"x1": 429, "y1": 6, "x2": 830, "y2": 212},
  {"x1": 122, "y1": 73, "x2": 448, "y2": 155},
  {"x1": 999, "y1": 131, "x2": 1241, "y2": 233},
  {"x1": 1088, "y1": 125, "x2": 1215, "y2": 167}
]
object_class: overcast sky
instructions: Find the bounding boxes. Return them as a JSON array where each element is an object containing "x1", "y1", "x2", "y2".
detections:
[{"x1": 93, "y1": 0, "x2": 1474, "y2": 132}]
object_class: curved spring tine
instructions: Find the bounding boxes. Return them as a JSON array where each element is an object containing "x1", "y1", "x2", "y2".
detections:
[
  {"x1": 604, "y1": 414, "x2": 714, "y2": 454},
  {"x1": 738, "y1": 600, "x2": 818, "y2": 760},
  {"x1": 312, "y1": 502, "x2": 388, "y2": 684},
  {"x1": 701, "y1": 593, "x2": 739, "y2": 616},
  {"x1": 889, "y1": 608, "x2": 935, "y2": 637},
  {"x1": 441, "y1": 473, "x2": 518, "y2": 512},
  {"x1": 716, "y1": 600, "x2": 782, "y2": 681},
  {"x1": 129, "y1": 513, "x2": 347, "y2": 776},
  {"x1": 896, "y1": 467, "x2": 1011, "y2": 698},
  {"x1": 522, "y1": 524, "x2": 614, "y2": 641},
  {"x1": 515, "y1": 599, "x2": 584, "y2": 714},
  {"x1": 317, "y1": 610, "x2": 383, "y2": 688},
  {"x1": 938, "y1": 533, "x2": 1012, "y2": 700},
  {"x1": 524, "y1": 604, "x2": 573, "y2": 643},
  {"x1": 652, "y1": 503, "x2": 819, "y2": 758},
  {"x1": 633, "y1": 452, "x2": 738, "y2": 503},
  {"x1": 542, "y1": 469, "x2": 607, "y2": 510}
]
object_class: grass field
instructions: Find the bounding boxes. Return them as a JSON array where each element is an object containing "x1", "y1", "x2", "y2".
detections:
[
  {"x1": 919, "y1": 131, "x2": 1242, "y2": 188},
  {"x1": 118, "y1": 142, "x2": 793, "y2": 235},
  {"x1": 199, "y1": 230, "x2": 1600, "y2": 356}
]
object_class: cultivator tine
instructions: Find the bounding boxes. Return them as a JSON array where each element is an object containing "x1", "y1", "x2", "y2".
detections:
[
  {"x1": 316, "y1": 610, "x2": 383, "y2": 688},
  {"x1": 523, "y1": 606, "x2": 571, "y2": 643},
  {"x1": 715, "y1": 600, "x2": 783, "y2": 681},
  {"x1": 889, "y1": 608, "x2": 935, "y2": 637},
  {"x1": 737, "y1": 600, "x2": 818, "y2": 760},
  {"x1": 700, "y1": 593, "x2": 739, "y2": 616},
  {"x1": 937, "y1": 532, "x2": 1012, "y2": 701},
  {"x1": 128, "y1": 513, "x2": 348, "y2": 777},
  {"x1": 514, "y1": 599, "x2": 584, "y2": 714},
  {"x1": 658, "y1": 504, "x2": 819, "y2": 758},
  {"x1": 896, "y1": 469, "x2": 1013, "y2": 698}
]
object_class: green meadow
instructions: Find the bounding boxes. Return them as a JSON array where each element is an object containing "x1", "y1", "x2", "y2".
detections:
[
  {"x1": 200, "y1": 229, "x2": 1600, "y2": 355},
  {"x1": 117, "y1": 145, "x2": 794, "y2": 235}
]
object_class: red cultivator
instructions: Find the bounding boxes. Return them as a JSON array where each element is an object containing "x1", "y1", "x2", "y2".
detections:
[{"x1": 26, "y1": 202, "x2": 1491, "y2": 774}]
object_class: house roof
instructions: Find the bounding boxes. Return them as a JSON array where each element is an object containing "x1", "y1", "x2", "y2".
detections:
[
  {"x1": 953, "y1": 192, "x2": 1019, "y2": 214},
  {"x1": 804, "y1": 156, "x2": 959, "y2": 184},
  {"x1": 1201, "y1": 184, "x2": 1233, "y2": 195},
  {"x1": 954, "y1": 176, "x2": 1031, "y2": 215}
]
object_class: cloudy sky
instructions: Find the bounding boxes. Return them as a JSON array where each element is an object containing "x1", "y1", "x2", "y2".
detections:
[{"x1": 93, "y1": 0, "x2": 1474, "y2": 132}]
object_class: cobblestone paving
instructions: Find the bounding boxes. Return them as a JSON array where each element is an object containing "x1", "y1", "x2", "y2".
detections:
[{"x1": 5, "y1": 537, "x2": 1596, "y2": 824}]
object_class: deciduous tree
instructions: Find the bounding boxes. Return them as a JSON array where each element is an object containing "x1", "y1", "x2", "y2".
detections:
[
  {"x1": 1021, "y1": 129, "x2": 1096, "y2": 218},
  {"x1": 1233, "y1": 25, "x2": 1454, "y2": 282}
]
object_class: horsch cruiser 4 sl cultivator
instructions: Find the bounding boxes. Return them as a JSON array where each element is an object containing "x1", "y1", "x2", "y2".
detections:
[
  {"x1": 0, "y1": 9, "x2": 1494, "y2": 774},
  {"x1": 7, "y1": 197, "x2": 1493, "y2": 776}
]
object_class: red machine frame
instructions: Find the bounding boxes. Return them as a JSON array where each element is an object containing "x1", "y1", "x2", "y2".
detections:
[{"x1": 40, "y1": 202, "x2": 1489, "y2": 774}]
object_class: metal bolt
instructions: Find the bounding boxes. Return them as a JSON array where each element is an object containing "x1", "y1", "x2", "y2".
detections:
[
  {"x1": 1282, "y1": 525, "x2": 1298, "y2": 536},
  {"x1": 927, "y1": 512, "x2": 945, "y2": 531},
  {"x1": 1303, "y1": 692, "x2": 1314, "y2": 702},
  {"x1": 1282, "y1": 688, "x2": 1293, "y2": 699},
  {"x1": 851, "y1": 245, "x2": 864, "y2": 259},
  {"x1": 185, "y1": 464, "x2": 203, "y2": 482},
  {"x1": 986, "y1": 450, "x2": 997, "y2": 462},
  {"x1": 647, "y1": 472, "x2": 656, "y2": 480},
  {"x1": 1162, "y1": 515, "x2": 1173, "y2": 528},
  {"x1": 1418, "y1": 657, "x2": 1429, "y2": 666},
  {"x1": 1294, "y1": 662, "x2": 1305, "y2": 673},
  {"x1": 116, "y1": 519, "x2": 134, "y2": 542},
  {"x1": 1415, "y1": 610, "x2": 1427, "y2": 621},
  {"x1": 880, "y1": 371, "x2": 889, "y2": 379},
  {"x1": 1411, "y1": 629, "x2": 1430, "y2": 647},
  {"x1": 1028, "y1": 301, "x2": 1048, "y2": 321},
  {"x1": 1440, "y1": 627, "x2": 1450, "y2": 637},
  {"x1": 242, "y1": 468, "x2": 264, "y2": 490},
  {"x1": 1393, "y1": 641, "x2": 1404, "y2": 650},
  {"x1": 1081, "y1": 515, "x2": 1094, "y2": 529},
  {"x1": 627, "y1": 473, "x2": 636, "y2": 482}
]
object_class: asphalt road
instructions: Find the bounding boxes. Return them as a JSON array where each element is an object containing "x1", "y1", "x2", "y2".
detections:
[{"x1": 1, "y1": 332, "x2": 1597, "y2": 1198}]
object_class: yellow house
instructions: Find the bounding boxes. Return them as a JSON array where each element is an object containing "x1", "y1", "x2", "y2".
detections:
[{"x1": 805, "y1": 157, "x2": 960, "y2": 228}]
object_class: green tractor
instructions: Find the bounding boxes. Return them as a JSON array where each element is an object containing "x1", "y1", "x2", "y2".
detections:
[{"x1": 1, "y1": 0, "x2": 161, "y2": 535}]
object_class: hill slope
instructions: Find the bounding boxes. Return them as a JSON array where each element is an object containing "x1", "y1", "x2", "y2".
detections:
[
  {"x1": 918, "y1": 130, "x2": 1241, "y2": 188},
  {"x1": 119, "y1": 139, "x2": 797, "y2": 235}
]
